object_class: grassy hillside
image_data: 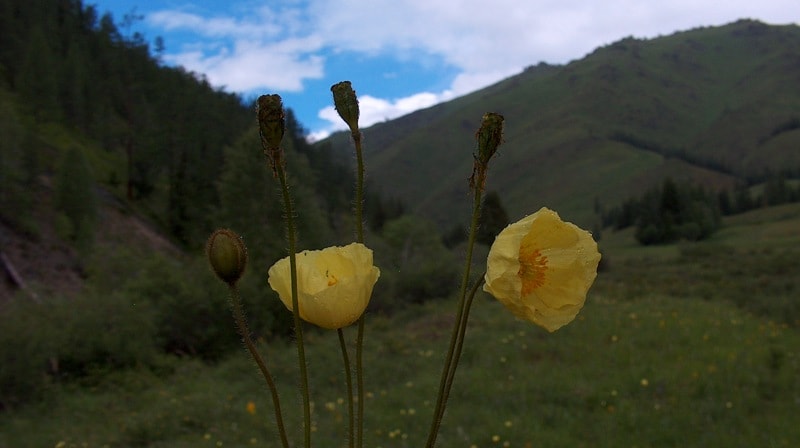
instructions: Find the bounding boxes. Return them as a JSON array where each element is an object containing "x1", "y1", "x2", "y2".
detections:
[
  {"x1": 323, "y1": 19, "x2": 800, "y2": 229},
  {"x1": 1, "y1": 205, "x2": 798, "y2": 447}
]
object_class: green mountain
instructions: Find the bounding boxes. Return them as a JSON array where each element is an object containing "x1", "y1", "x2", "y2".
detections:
[{"x1": 323, "y1": 19, "x2": 800, "y2": 229}]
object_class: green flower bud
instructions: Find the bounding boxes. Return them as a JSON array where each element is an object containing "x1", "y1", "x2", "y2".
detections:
[
  {"x1": 470, "y1": 112, "x2": 505, "y2": 192},
  {"x1": 257, "y1": 94, "x2": 285, "y2": 151},
  {"x1": 331, "y1": 81, "x2": 360, "y2": 134},
  {"x1": 207, "y1": 229, "x2": 248, "y2": 285},
  {"x1": 475, "y1": 112, "x2": 504, "y2": 166},
  {"x1": 257, "y1": 94, "x2": 286, "y2": 175}
]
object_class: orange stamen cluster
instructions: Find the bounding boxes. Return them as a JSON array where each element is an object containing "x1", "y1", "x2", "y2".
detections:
[{"x1": 518, "y1": 243, "x2": 548, "y2": 296}]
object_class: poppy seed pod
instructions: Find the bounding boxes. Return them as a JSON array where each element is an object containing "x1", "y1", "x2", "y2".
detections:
[
  {"x1": 257, "y1": 94, "x2": 285, "y2": 151},
  {"x1": 207, "y1": 229, "x2": 248, "y2": 285},
  {"x1": 331, "y1": 81, "x2": 360, "y2": 134},
  {"x1": 475, "y1": 112, "x2": 504, "y2": 166}
]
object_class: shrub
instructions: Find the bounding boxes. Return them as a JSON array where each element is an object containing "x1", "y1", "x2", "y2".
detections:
[
  {"x1": 54, "y1": 146, "x2": 97, "y2": 254},
  {"x1": 120, "y1": 255, "x2": 239, "y2": 360},
  {"x1": 0, "y1": 297, "x2": 58, "y2": 408},
  {"x1": 0, "y1": 290, "x2": 159, "y2": 407},
  {"x1": 371, "y1": 215, "x2": 460, "y2": 313},
  {"x1": 52, "y1": 291, "x2": 159, "y2": 381}
]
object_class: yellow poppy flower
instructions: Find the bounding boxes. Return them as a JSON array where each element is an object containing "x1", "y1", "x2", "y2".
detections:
[
  {"x1": 483, "y1": 207, "x2": 600, "y2": 332},
  {"x1": 268, "y1": 243, "x2": 380, "y2": 329}
]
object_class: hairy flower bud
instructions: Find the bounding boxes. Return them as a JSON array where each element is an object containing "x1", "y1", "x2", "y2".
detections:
[
  {"x1": 207, "y1": 229, "x2": 248, "y2": 285},
  {"x1": 257, "y1": 94, "x2": 286, "y2": 175},
  {"x1": 331, "y1": 81, "x2": 360, "y2": 134},
  {"x1": 257, "y1": 94, "x2": 285, "y2": 150},
  {"x1": 470, "y1": 112, "x2": 505, "y2": 191},
  {"x1": 475, "y1": 112, "x2": 504, "y2": 166}
]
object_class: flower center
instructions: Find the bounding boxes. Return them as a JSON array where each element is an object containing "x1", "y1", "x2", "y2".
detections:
[
  {"x1": 518, "y1": 243, "x2": 548, "y2": 295},
  {"x1": 326, "y1": 270, "x2": 338, "y2": 287}
]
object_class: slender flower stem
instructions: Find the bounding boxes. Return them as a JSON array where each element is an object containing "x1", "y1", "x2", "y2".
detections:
[
  {"x1": 228, "y1": 284, "x2": 290, "y2": 448},
  {"x1": 426, "y1": 187, "x2": 485, "y2": 448},
  {"x1": 441, "y1": 274, "x2": 485, "y2": 414},
  {"x1": 276, "y1": 165, "x2": 312, "y2": 448},
  {"x1": 355, "y1": 317, "x2": 365, "y2": 448},
  {"x1": 332, "y1": 81, "x2": 369, "y2": 447},
  {"x1": 338, "y1": 329, "x2": 355, "y2": 448},
  {"x1": 351, "y1": 130, "x2": 367, "y2": 448},
  {"x1": 352, "y1": 130, "x2": 365, "y2": 243}
]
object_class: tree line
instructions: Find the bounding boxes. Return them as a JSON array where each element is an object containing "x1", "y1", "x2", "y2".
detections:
[
  {"x1": 1, "y1": 0, "x2": 252, "y2": 247},
  {"x1": 599, "y1": 174, "x2": 800, "y2": 245}
]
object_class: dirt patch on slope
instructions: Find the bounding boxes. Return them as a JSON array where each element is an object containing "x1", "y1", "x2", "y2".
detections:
[{"x1": 1, "y1": 181, "x2": 184, "y2": 304}]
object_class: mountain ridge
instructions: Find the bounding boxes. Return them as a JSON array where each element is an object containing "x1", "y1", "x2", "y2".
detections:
[{"x1": 321, "y1": 19, "x2": 800, "y2": 229}]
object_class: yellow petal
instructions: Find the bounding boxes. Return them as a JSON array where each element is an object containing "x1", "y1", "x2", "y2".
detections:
[
  {"x1": 483, "y1": 207, "x2": 600, "y2": 332},
  {"x1": 268, "y1": 243, "x2": 380, "y2": 329}
]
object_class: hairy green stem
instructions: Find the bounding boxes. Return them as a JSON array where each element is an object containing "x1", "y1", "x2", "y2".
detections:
[
  {"x1": 349, "y1": 129, "x2": 367, "y2": 448},
  {"x1": 441, "y1": 275, "x2": 485, "y2": 418},
  {"x1": 338, "y1": 329, "x2": 355, "y2": 448},
  {"x1": 276, "y1": 166, "x2": 312, "y2": 448},
  {"x1": 352, "y1": 131, "x2": 365, "y2": 243},
  {"x1": 426, "y1": 187, "x2": 484, "y2": 448},
  {"x1": 355, "y1": 316, "x2": 365, "y2": 448},
  {"x1": 228, "y1": 284, "x2": 290, "y2": 448}
]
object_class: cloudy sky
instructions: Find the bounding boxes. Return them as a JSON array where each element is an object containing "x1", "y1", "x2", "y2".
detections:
[{"x1": 92, "y1": 0, "x2": 799, "y2": 140}]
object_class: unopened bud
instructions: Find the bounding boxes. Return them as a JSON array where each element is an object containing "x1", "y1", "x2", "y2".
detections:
[
  {"x1": 470, "y1": 112, "x2": 505, "y2": 192},
  {"x1": 331, "y1": 81, "x2": 360, "y2": 134},
  {"x1": 257, "y1": 94, "x2": 285, "y2": 151},
  {"x1": 475, "y1": 112, "x2": 504, "y2": 166},
  {"x1": 207, "y1": 229, "x2": 248, "y2": 285}
]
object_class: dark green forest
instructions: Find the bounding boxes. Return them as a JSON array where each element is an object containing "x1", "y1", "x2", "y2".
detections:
[
  {"x1": 0, "y1": 0, "x2": 465, "y2": 408},
  {"x1": 1, "y1": 0, "x2": 252, "y2": 246},
  {"x1": 0, "y1": 0, "x2": 408, "y2": 254},
  {"x1": 0, "y1": 0, "x2": 316, "y2": 403}
]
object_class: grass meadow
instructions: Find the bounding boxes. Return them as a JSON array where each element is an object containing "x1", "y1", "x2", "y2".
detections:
[{"x1": 1, "y1": 205, "x2": 799, "y2": 448}]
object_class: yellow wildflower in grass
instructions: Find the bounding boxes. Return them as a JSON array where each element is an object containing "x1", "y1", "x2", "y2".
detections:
[
  {"x1": 483, "y1": 207, "x2": 601, "y2": 332},
  {"x1": 268, "y1": 243, "x2": 380, "y2": 329}
]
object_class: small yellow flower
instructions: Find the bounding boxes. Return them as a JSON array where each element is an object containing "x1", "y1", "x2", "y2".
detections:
[
  {"x1": 246, "y1": 401, "x2": 256, "y2": 415},
  {"x1": 483, "y1": 207, "x2": 600, "y2": 332},
  {"x1": 268, "y1": 243, "x2": 380, "y2": 329}
]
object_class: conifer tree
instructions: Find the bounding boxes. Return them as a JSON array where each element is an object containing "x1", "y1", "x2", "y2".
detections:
[
  {"x1": 477, "y1": 191, "x2": 510, "y2": 245},
  {"x1": 16, "y1": 26, "x2": 60, "y2": 120},
  {"x1": 55, "y1": 146, "x2": 97, "y2": 253}
]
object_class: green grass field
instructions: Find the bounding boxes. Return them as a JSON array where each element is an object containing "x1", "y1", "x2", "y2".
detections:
[{"x1": 1, "y1": 206, "x2": 799, "y2": 448}]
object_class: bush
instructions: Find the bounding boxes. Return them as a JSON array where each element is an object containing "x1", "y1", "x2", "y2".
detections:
[
  {"x1": 52, "y1": 291, "x2": 159, "y2": 381},
  {"x1": 120, "y1": 255, "x2": 240, "y2": 360},
  {"x1": 0, "y1": 298, "x2": 58, "y2": 408},
  {"x1": 634, "y1": 179, "x2": 721, "y2": 245},
  {"x1": 0, "y1": 290, "x2": 160, "y2": 407},
  {"x1": 370, "y1": 215, "x2": 460, "y2": 313}
]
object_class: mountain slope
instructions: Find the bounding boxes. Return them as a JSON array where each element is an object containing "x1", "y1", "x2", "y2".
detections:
[{"x1": 323, "y1": 19, "x2": 800, "y2": 228}]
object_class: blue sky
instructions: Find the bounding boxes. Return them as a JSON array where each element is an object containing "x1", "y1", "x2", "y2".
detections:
[{"x1": 91, "y1": 0, "x2": 799, "y2": 140}]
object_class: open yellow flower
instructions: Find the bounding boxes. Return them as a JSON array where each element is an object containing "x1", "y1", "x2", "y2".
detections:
[
  {"x1": 268, "y1": 243, "x2": 380, "y2": 329},
  {"x1": 483, "y1": 207, "x2": 600, "y2": 332}
]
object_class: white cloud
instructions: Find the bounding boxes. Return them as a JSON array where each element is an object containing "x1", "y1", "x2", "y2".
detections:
[
  {"x1": 148, "y1": 9, "x2": 282, "y2": 39},
  {"x1": 147, "y1": 6, "x2": 323, "y2": 92},
  {"x1": 310, "y1": 90, "x2": 456, "y2": 141},
  {"x1": 143, "y1": 0, "x2": 800, "y2": 135},
  {"x1": 165, "y1": 38, "x2": 324, "y2": 92},
  {"x1": 308, "y1": 0, "x2": 799, "y2": 70},
  {"x1": 307, "y1": 0, "x2": 798, "y2": 137}
]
